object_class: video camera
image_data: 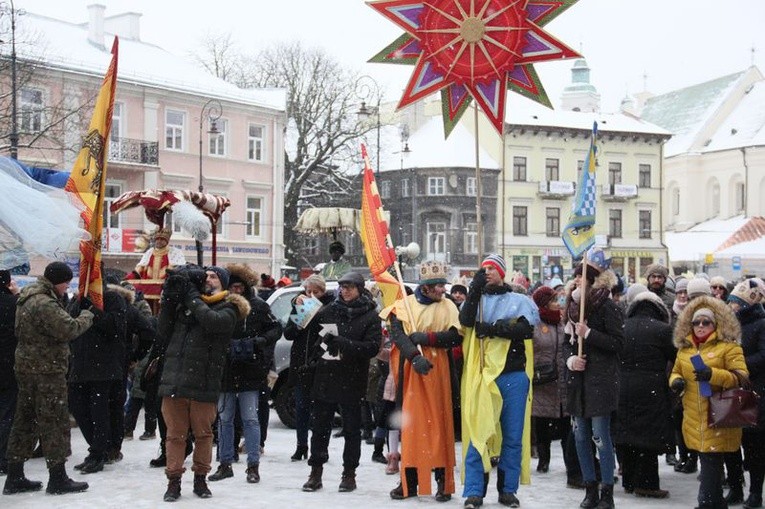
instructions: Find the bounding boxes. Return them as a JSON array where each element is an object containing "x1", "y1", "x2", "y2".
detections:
[{"x1": 164, "y1": 264, "x2": 207, "y2": 293}]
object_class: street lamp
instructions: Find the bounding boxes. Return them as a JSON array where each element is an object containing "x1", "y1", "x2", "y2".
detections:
[
  {"x1": 196, "y1": 98, "x2": 222, "y2": 265},
  {"x1": 0, "y1": 0, "x2": 23, "y2": 159},
  {"x1": 355, "y1": 75, "x2": 381, "y2": 174}
]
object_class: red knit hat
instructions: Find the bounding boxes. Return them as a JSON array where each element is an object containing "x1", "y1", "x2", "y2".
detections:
[{"x1": 532, "y1": 285, "x2": 556, "y2": 309}]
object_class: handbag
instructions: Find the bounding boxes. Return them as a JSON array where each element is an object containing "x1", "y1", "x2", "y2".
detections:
[
  {"x1": 707, "y1": 371, "x2": 761, "y2": 428},
  {"x1": 533, "y1": 333, "x2": 559, "y2": 386},
  {"x1": 230, "y1": 337, "x2": 256, "y2": 362}
]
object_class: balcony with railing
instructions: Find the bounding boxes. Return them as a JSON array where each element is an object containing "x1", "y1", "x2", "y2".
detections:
[
  {"x1": 601, "y1": 183, "x2": 638, "y2": 201},
  {"x1": 538, "y1": 180, "x2": 575, "y2": 199},
  {"x1": 109, "y1": 137, "x2": 159, "y2": 166}
]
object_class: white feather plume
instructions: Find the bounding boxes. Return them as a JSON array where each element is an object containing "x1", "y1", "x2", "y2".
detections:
[{"x1": 171, "y1": 200, "x2": 210, "y2": 241}]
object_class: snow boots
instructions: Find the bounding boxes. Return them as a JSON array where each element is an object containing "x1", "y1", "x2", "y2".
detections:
[
  {"x1": 163, "y1": 475, "x2": 181, "y2": 502},
  {"x1": 302, "y1": 465, "x2": 323, "y2": 492},
  {"x1": 193, "y1": 474, "x2": 212, "y2": 498},
  {"x1": 338, "y1": 468, "x2": 356, "y2": 492},
  {"x1": 46, "y1": 463, "x2": 88, "y2": 495},
  {"x1": 2, "y1": 462, "x2": 43, "y2": 495}
]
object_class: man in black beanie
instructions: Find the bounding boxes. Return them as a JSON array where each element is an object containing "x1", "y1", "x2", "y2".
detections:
[{"x1": 4, "y1": 261, "x2": 95, "y2": 496}]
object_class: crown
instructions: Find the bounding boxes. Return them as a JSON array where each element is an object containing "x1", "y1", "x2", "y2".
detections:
[{"x1": 419, "y1": 260, "x2": 449, "y2": 284}]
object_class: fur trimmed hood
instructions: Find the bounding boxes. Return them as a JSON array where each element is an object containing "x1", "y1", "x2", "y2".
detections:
[
  {"x1": 673, "y1": 295, "x2": 741, "y2": 348},
  {"x1": 626, "y1": 290, "x2": 670, "y2": 323},
  {"x1": 226, "y1": 263, "x2": 258, "y2": 289},
  {"x1": 107, "y1": 283, "x2": 134, "y2": 305},
  {"x1": 226, "y1": 292, "x2": 251, "y2": 320}
]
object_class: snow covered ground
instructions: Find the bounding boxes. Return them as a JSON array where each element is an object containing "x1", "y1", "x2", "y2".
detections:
[{"x1": 3, "y1": 412, "x2": 707, "y2": 508}]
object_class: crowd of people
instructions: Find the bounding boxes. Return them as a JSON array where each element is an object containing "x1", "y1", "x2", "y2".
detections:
[{"x1": 1, "y1": 242, "x2": 764, "y2": 509}]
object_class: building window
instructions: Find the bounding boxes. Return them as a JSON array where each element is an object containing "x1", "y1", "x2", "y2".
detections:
[
  {"x1": 103, "y1": 183, "x2": 122, "y2": 229},
  {"x1": 209, "y1": 118, "x2": 227, "y2": 156},
  {"x1": 545, "y1": 207, "x2": 560, "y2": 237},
  {"x1": 110, "y1": 102, "x2": 124, "y2": 158},
  {"x1": 545, "y1": 158, "x2": 559, "y2": 181},
  {"x1": 464, "y1": 222, "x2": 477, "y2": 254},
  {"x1": 380, "y1": 181, "x2": 391, "y2": 199},
  {"x1": 426, "y1": 222, "x2": 446, "y2": 258},
  {"x1": 303, "y1": 236, "x2": 318, "y2": 256},
  {"x1": 513, "y1": 206, "x2": 528, "y2": 236},
  {"x1": 428, "y1": 177, "x2": 445, "y2": 196},
  {"x1": 608, "y1": 162, "x2": 622, "y2": 185},
  {"x1": 638, "y1": 163, "x2": 651, "y2": 188},
  {"x1": 401, "y1": 178, "x2": 410, "y2": 198},
  {"x1": 466, "y1": 177, "x2": 476, "y2": 196},
  {"x1": 639, "y1": 210, "x2": 651, "y2": 239},
  {"x1": 735, "y1": 182, "x2": 745, "y2": 212},
  {"x1": 165, "y1": 110, "x2": 184, "y2": 151},
  {"x1": 20, "y1": 88, "x2": 43, "y2": 133},
  {"x1": 609, "y1": 209, "x2": 622, "y2": 238},
  {"x1": 513, "y1": 156, "x2": 527, "y2": 181},
  {"x1": 248, "y1": 124, "x2": 265, "y2": 161},
  {"x1": 246, "y1": 196, "x2": 262, "y2": 238}
]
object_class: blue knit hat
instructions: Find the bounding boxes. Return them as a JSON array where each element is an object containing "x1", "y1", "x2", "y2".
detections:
[
  {"x1": 205, "y1": 266, "x2": 230, "y2": 290},
  {"x1": 481, "y1": 253, "x2": 506, "y2": 279}
]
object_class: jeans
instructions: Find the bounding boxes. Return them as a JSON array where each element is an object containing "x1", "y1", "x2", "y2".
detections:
[
  {"x1": 217, "y1": 391, "x2": 260, "y2": 465},
  {"x1": 573, "y1": 415, "x2": 615, "y2": 485},
  {"x1": 463, "y1": 371, "x2": 528, "y2": 497}
]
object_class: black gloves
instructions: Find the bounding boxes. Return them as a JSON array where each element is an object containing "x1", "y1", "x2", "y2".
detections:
[
  {"x1": 409, "y1": 332, "x2": 429, "y2": 345},
  {"x1": 469, "y1": 268, "x2": 487, "y2": 294},
  {"x1": 184, "y1": 285, "x2": 201, "y2": 308},
  {"x1": 325, "y1": 334, "x2": 351, "y2": 355},
  {"x1": 80, "y1": 295, "x2": 94, "y2": 310},
  {"x1": 411, "y1": 354, "x2": 433, "y2": 375},
  {"x1": 494, "y1": 317, "x2": 533, "y2": 341},
  {"x1": 670, "y1": 378, "x2": 686, "y2": 396},
  {"x1": 694, "y1": 366, "x2": 712, "y2": 382},
  {"x1": 162, "y1": 274, "x2": 189, "y2": 303},
  {"x1": 474, "y1": 321, "x2": 495, "y2": 338}
]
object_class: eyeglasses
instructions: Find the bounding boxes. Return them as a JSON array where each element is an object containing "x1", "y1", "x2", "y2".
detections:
[
  {"x1": 691, "y1": 319, "x2": 714, "y2": 327},
  {"x1": 711, "y1": 285, "x2": 725, "y2": 290},
  {"x1": 339, "y1": 283, "x2": 356, "y2": 290}
]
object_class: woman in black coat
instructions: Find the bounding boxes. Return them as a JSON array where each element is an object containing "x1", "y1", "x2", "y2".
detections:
[
  {"x1": 301, "y1": 272, "x2": 380, "y2": 494},
  {"x1": 613, "y1": 291, "x2": 676, "y2": 498},
  {"x1": 562, "y1": 251, "x2": 624, "y2": 509},
  {"x1": 728, "y1": 279, "x2": 765, "y2": 509},
  {"x1": 284, "y1": 275, "x2": 334, "y2": 461}
]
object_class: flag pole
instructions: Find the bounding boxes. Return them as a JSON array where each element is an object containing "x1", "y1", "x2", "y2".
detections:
[{"x1": 577, "y1": 251, "x2": 589, "y2": 357}]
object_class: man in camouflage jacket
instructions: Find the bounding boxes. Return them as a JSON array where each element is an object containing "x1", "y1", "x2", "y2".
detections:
[{"x1": 3, "y1": 262, "x2": 95, "y2": 496}]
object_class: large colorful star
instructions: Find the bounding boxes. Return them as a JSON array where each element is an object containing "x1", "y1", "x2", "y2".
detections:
[{"x1": 368, "y1": 0, "x2": 581, "y2": 136}]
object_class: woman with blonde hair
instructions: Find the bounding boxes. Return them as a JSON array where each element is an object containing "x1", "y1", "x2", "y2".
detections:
[{"x1": 669, "y1": 295, "x2": 747, "y2": 509}]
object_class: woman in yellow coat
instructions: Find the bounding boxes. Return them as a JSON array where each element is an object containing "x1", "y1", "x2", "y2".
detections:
[{"x1": 669, "y1": 295, "x2": 747, "y2": 509}]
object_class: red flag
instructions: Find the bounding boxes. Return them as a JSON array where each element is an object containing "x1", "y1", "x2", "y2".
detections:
[
  {"x1": 64, "y1": 37, "x2": 119, "y2": 309},
  {"x1": 358, "y1": 145, "x2": 402, "y2": 307}
]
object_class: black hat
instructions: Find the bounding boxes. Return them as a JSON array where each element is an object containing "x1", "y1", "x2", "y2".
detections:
[
  {"x1": 451, "y1": 284, "x2": 468, "y2": 295},
  {"x1": 205, "y1": 266, "x2": 230, "y2": 289},
  {"x1": 44, "y1": 261, "x2": 74, "y2": 285},
  {"x1": 329, "y1": 241, "x2": 345, "y2": 255},
  {"x1": 338, "y1": 271, "x2": 364, "y2": 290},
  {"x1": 0, "y1": 270, "x2": 10, "y2": 287}
]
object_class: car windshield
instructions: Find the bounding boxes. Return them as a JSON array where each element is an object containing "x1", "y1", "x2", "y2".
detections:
[{"x1": 269, "y1": 290, "x2": 298, "y2": 326}]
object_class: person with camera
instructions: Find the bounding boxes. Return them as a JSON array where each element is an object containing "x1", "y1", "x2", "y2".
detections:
[
  {"x1": 151, "y1": 265, "x2": 250, "y2": 502},
  {"x1": 459, "y1": 254, "x2": 539, "y2": 509},
  {"x1": 3, "y1": 262, "x2": 94, "y2": 496},
  {"x1": 207, "y1": 264, "x2": 282, "y2": 485},
  {"x1": 301, "y1": 272, "x2": 381, "y2": 493}
]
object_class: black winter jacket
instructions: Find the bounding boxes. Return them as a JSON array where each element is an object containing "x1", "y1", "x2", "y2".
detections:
[
  {"x1": 156, "y1": 291, "x2": 250, "y2": 403},
  {"x1": 0, "y1": 289, "x2": 18, "y2": 390},
  {"x1": 307, "y1": 292, "x2": 380, "y2": 404},
  {"x1": 68, "y1": 289, "x2": 129, "y2": 383},
  {"x1": 220, "y1": 293, "x2": 282, "y2": 392},
  {"x1": 613, "y1": 294, "x2": 676, "y2": 452},
  {"x1": 738, "y1": 303, "x2": 765, "y2": 429},
  {"x1": 284, "y1": 291, "x2": 335, "y2": 389}
]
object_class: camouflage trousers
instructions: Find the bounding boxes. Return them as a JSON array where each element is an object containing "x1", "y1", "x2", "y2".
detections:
[{"x1": 6, "y1": 373, "x2": 71, "y2": 469}]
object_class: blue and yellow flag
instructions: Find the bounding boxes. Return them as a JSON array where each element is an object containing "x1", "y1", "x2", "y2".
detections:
[
  {"x1": 562, "y1": 121, "x2": 598, "y2": 259},
  {"x1": 65, "y1": 37, "x2": 119, "y2": 310}
]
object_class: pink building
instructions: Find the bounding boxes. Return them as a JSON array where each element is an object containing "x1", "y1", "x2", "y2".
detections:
[{"x1": 9, "y1": 5, "x2": 287, "y2": 276}]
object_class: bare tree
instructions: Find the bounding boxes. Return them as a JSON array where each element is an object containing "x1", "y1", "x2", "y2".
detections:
[{"x1": 197, "y1": 40, "x2": 375, "y2": 266}]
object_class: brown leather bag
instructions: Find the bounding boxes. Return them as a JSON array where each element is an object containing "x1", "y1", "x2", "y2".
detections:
[{"x1": 708, "y1": 371, "x2": 760, "y2": 428}]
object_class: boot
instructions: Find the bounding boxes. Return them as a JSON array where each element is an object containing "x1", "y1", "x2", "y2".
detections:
[
  {"x1": 46, "y1": 463, "x2": 88, "y2": 495},
  {"x1": 595, "y1": 484, "x2": 614, "y2": 509},
  {"x1": 207, "y1": 463, "x2": 233, "y2": 482},
  {"x1": 727, "y1": 484, "x2": 746, "y2": 505},
  {"x1": 537, "y1": 442, "x2": 551, "y2": 473},
  {"x1": 580, "y1": 481, "x2": 600, "y2": 508},
  {"x1": 435, "y1": 468, "x2": 451, "y2": 502},
  {"x1": 163, "y1": 475, "x2": 181, "y2": 502},
  {"x1": 193, "y1": 474, "x2": 212, "y2": 498},
  {"x1": 498, "y1": 492, "x2": 520, "y2": 507},
  {"x1": 2, "y1": 462, "x2": 43, "y2": 495},
  {"x1": 150, "y1": 452, "x2": 167, "y2": 468},
  {"x1": 744, "y1": 493, "x2": 763, "y2": 509},
  {"x1": 390, "y1": 482, "x2": 416, "y2": 500},
  {"x1": 372, "y1": 437, "x2": 387, "y2": 464},
  {"x1": 386, "y1": 452, "x2": 400, "y2": 475},
  {"x1": 302, "y1": 465, "x2": 323, "y2": 492},
  {"x1": 80, "y1": 455, "x2": 105, "y2": 474},
  {"x1": 246, "y1": 463, "x2": 260, "y2": 484},
  {"x1": 338, "y1": 468, "x2": 356, "y2": 492},
  {"x1": 464, "y1": 496, "x2": 484, "y2": 508},
  {"x1": 74, "y1": 454, "x2": 93, "y2": 471},
  {"x1": 291, "y1": 445, "x2": 308, "y2": 461}
]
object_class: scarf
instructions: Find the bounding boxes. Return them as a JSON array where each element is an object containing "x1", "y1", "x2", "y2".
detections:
[
  {"x1": 539, "y1": 307, "x2": 561, "y2": 325},
  {"x1": 692, "y1": 329, "x2": 716, "y2": 347},
  {"x1": 201, "y1": 290, "x2": 229, "y2": 305},
  {"x1": 415, "y1": 286, "x2": 435, "y2": 305}
]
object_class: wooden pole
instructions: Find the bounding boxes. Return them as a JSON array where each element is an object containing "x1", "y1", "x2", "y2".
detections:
[
  {"x1": 577, "y1": 252, "x2": 589, "y2": 357},
  {"x1": 474, "y1": 104, "x2": 483, "y2": 264}
]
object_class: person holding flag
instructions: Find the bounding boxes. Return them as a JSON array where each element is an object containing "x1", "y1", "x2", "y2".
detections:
[
  {"x1": 459, "y1": 254, "x2": 539, "y2": 509},
  {"x1": 380, "y1": 260, "x2": 463, "y2": 502}
]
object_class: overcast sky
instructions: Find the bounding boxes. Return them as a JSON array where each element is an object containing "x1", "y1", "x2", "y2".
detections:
[{"x1": 15, "y1": 0, "x2": 765, "y2": 114}]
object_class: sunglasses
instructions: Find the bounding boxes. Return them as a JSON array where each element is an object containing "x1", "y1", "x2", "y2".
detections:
[
  {"x1": 711, "y1": 285, "x2": 726, "y2": 290},
  {"x1": 691, "y1": 319, "x2": 714, "y2": 327}
]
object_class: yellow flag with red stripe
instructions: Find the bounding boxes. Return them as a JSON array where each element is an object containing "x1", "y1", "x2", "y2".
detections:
[
  {"x1": 64, "y1": 37, "x2": 119, "y2": 310},
  {"x1": 359, "y1": 144, "x2": 402, "y2": 308}
]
